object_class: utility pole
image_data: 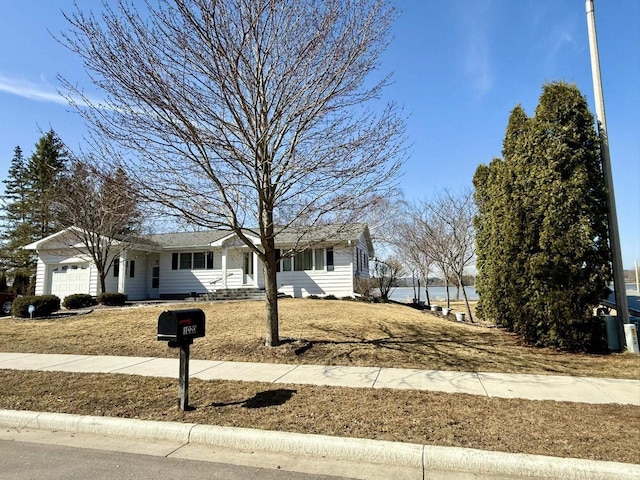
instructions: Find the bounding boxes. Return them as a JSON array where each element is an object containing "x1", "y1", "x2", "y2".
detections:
[{"x1": 585, "y1": 0, "x2": 630, "y2": 350}]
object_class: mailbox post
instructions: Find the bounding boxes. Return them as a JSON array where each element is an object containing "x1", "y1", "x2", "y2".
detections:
[{"x1": 157, "y1": 308, "x2": 205, "y2": 411}]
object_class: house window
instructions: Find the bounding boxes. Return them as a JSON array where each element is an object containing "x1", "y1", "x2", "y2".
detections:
[
  {"x1": 179, "y1": 253, "x2": 192, "y2": 269},
  {"x1": 171, "y1": 253, "x2": 178, "y2": 270},
  {"x1": 356, "y1": 247, "x2": 360, "y2": 272},
  {"x1": 282, "y1": 256, "x2": 292, "y2": 271},
  {"x1": 294, "y1": 250, "x2": 313, "y2": 271},
  {"x1": 314, "y1": 249, "x2": 325, "y2": 270},
  {"x1": 113, "y1": 258, "x2": 119, "y2": 277},
  {"x1": 129, "y1": 260, "x2": 135, "y2": 278},
  {"x1": 326, "y1": 247, "x2": 334, "y2": 271},
  {"x1": 193, "y1": 252, "x2": 206, "y2": 269},
  {"x1": 207, "y1": 252, "x2": 214, "y2": 269}
]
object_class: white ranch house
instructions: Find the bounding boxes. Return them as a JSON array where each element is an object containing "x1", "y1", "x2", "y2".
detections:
[{"x1": 24, "y1": 224, "x2": 373, "y2": 301}]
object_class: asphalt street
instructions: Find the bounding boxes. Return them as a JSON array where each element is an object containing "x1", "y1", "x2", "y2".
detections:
[{"x1": 0, "y1": 439, "x2": 357, "y2": 480}]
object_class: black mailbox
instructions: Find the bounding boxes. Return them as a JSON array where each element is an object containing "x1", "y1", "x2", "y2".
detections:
[{"x1": 157, "y1": 308, "x2": 205, "y2": 345}]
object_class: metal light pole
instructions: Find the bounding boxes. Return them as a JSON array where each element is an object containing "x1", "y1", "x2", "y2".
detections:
[{"x1": 585, "y1": 0, "x2": 630, "y2": 349}]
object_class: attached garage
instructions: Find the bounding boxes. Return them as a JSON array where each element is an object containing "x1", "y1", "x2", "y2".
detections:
[{"x1": 49, "y1": 264, "x2": 91, "y2": 299}]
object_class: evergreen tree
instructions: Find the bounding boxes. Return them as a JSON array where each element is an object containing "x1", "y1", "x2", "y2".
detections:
[
  {"x1": 0, "y1": 146, "x2": 33, "y2": 276},
  {"x1": 25, "y1": 130, "x2": 68, "y2": 237},
  {"x1": 0, "y1": 130, "x2": 68, "y2": 288},
  {"x1": 473, "y1": 82, "x2": 611, "y2": 351}
]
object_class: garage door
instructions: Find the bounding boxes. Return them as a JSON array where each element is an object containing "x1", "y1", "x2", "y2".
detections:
[{"x1": 50, "y1": 264, "x2": 91, "y2": 299}]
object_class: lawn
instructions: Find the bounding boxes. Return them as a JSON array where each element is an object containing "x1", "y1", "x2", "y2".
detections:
[
  {"x1": 1, "y1": 298, "x2": 639, "y2": 464},
  {"x1": 0, "y1": 298, "x2": 638, "y2": 378}
]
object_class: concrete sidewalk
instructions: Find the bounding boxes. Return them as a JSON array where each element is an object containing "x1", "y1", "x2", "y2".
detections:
[{"x1": 0, "y1": 352, "x2": 638, "y2": 405}]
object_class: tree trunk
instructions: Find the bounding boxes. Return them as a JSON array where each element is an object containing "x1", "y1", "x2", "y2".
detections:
[
  {"x1": 445, "y1": 282, "x2": 450, "y2": 308},
  {"x1": 423, "y1": 275, "x2": 430, "y2": 305},
  {"x1": 262, "y1": 239, "x2": 280, "y2": 347},
  {"x1": 98, "y1": 267, "x2": 106, "y2": 295},
  {"x1": 458, "y1": 274, "x2": 474, "y2": 323}
]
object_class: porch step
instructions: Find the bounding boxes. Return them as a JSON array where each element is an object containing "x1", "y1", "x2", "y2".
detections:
[{"x1": 203, "y1": 288, "x2": 266, "y2": 302}]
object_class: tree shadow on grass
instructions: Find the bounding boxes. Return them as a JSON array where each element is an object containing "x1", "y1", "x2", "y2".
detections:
[
  {"x1": 299, "y1": 321, "x2": 579, "y2": 375},
  {"x1": 209, "y1": 388, "x2": 297, "y2": 409}
]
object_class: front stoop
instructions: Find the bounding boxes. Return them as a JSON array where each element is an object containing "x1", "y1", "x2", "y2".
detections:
[{"x1": 200, "y1": 288, "x2": 266, "y2": 302}]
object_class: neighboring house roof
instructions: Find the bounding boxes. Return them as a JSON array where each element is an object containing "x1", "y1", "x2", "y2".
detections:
[{"x1": 25, "y1": 223, "x2": 374, "y2": 256}]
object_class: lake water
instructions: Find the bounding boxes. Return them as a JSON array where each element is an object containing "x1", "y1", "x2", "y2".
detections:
[
  {"x1": 388, "y1": 283, "x2": 639, "y2": 307},
  {"x1": 388, "y1": 286, "x2": 478, "y2": 303}
]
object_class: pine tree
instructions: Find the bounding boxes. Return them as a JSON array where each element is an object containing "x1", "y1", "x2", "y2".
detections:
[
  {"x1": 25, "y1": 130, "x2": 68, "y2": 237},
  {"x1": 0, "y1": 131, "x2": 68, "y2": 288},
  {"x1": 0, "y1": 146, "x2": 33, "y2": 276},
  {"x1": 474, "y1": 82, "x2": 611, "y2": 351}
]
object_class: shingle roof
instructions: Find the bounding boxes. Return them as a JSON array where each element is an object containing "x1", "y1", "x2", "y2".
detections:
[
  {"x1": 141, "y1": 223, "x2": 371, "y2": 251},
  {"x1": 143, "y1": 230, "x2": 232, "y2": 248}
]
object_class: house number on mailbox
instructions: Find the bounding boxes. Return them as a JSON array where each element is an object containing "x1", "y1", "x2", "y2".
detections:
[{"x1": 183, "y1": 325, "x2": 197, "y2": 335}]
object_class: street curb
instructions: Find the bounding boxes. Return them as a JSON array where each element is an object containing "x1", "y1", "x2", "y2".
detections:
[
  {"x1": 189, "y1": 424, "x2": 424, "y2": 467},
  {"x1": 1, "y1": 410, "x2": 638, "y2": 479}
]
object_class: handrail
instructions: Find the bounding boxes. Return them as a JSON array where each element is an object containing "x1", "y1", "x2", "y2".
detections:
[{"x1": 210, "y1": 272, "x2": 234, "y2": 285}]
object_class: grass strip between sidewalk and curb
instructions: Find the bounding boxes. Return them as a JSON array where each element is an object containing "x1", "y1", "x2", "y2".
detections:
[{"x1": 0, "y1": 370, "x2": 638, "y2": 465}]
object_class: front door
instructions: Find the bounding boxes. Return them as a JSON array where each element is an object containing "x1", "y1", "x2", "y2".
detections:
[
  {"x1": 243, "y1": 252, "x2": 254, "y2": 285},
  {"x1": 150, "y1": 265, "x2": 160, "y2": 298}
]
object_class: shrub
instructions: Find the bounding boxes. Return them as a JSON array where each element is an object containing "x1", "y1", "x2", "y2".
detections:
[
  {"x1": 307, "y1": 294, "x2": 320, "y2": 300},
  {"x1": 324, "y1": 294, "x2": 338, "y2": 300},
  {"x1": 341, "y1": 296, "x2": 355, "y2": 301},
  {"x1": 62, "y1": 294, "x2": 97, "y2": 310},
  {"x1": 354, "y1": 276, "x2": 376, "y2": 297},
  {"x1": 97, "y1": 292, "x2": 127, "y2": 306},
  {"x1": 12, "y1": 295, "x2": 61, "y2": 318},
  {"x1": 11, "y1": 270, "x2": 33, "y2": 295}
]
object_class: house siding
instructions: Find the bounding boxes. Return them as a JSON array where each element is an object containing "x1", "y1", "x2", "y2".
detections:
[
  {"x1": 353, "y1": 234, "x2": 370, "y2": 278},
  {"x1": 105, "y1": 267, "x2": 118, "y2": 293},
  {"x1": 34, "y1": 258, "x2": 48, "y2": 296},
  {"x1": 276, "y1": 246, "x2": 355, "y2": 298},
  {"x1": 28, "y1": 225, "x2": 373, "y2": 301},
  {"x1": 125, "y1": 253, "x2": 148, "y2": 300},
  {"x1": 158, "y1": 250, "x2": 228, "y2": 296}
]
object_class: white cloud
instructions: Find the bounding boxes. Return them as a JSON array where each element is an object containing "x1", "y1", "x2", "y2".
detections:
[
  {"x1": 456, "y1": 1, "x2": 495, "y2": 97},
  {"x1": 0, "y1": 73, "x2": 69, "y2": 105},
  {"x1": 0, "y1": 73, "x2": 101, "y2": 108}
]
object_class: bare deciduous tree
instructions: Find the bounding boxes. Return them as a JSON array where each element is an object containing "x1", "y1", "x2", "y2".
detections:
[
  {"x1": 415, "y1": 189, "x2": 476, "y2": 320},
  {"x1": 371, "y1": 257, "x2": 404, "y2": 301},
  {"x1": 54, "y1": 160, "x2": 141, "y2": 294},
  {"x1": 392, "y1": 212, "x2": 433, "y2": 305},
  {"x1": 60, "y1": 0, "x2": 406, "y2": 346}
]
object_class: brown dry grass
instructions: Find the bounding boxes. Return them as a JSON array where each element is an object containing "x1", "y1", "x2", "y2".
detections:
[
  {"x1": 1, "y1": 299, "x2": 638, "y2": 378},
  {"x1": 0, "y1": 370, "x2": 637, "y2": 464}
]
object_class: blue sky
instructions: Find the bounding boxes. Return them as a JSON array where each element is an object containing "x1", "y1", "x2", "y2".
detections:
[{"x1": 0, "y1": 1, "x2": 638, "y2": 268}]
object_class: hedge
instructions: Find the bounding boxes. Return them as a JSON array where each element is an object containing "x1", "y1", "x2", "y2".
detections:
[
  {"x1": 97, "y1": 292, "x2": 127, "y2": 306},
  {"x1": 62, "y1": 293, "x2": 97, "y2": 310},
  {"x1": 12, "y1": 295, "x2": 61, "y2": 318}
]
